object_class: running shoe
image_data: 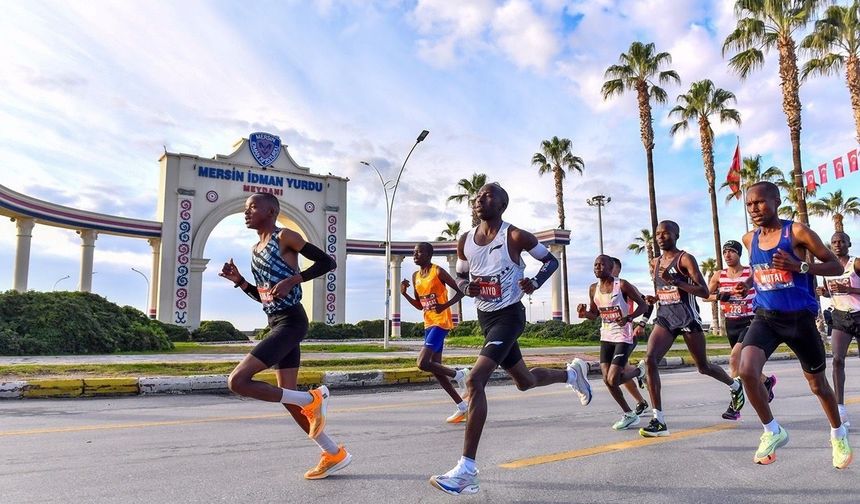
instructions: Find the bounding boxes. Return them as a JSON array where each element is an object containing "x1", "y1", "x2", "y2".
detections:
[
  {"x1": 612, "y1": 411, "x2": 640, "y2": 431},
  {"x1": 832, "y1": 435, "x2": 853, "y2": 469},
  {"x1": 841, "y1": 415, "x2": 851, "y2": 429},
  {"x1": 639, "y1": 418, "x2": 670, "y2": 437},
  {"x1": 304, "y1": 445, "x2": 352, "y2": 480},
  {"x1": 636, "y1": 360, "x2": 647, "y2": 389},
  {"x1": 566, "y1": 358, "x2": 592, "y2": 406},
  {"x1": 446, "y1": 407, "x2": 467, "y2": 424},
  {"x1": 754, "y1": 426, "x2": 789, "y2": 465},
  {"x1": 301, "y1": 386, "x2": 330, "y2": 439},
  {"x1": 429, "y1": 467, "x2": 480, "y2": 495},
  {"x1": 722, "y1": 405, "x2": 740, "y2": 421},
  {"x1": 635, "y1": 401, "x2": 649, "y2": 416},
  {"x1": 453, "y1": 367, "x2": 470, "y2": 390},
  {"x1": 730, "y1": 377, "x2": 745, "y2": 412},
  {"x1": 764, "y1": 375, "x2": 777, "y2": 403}
]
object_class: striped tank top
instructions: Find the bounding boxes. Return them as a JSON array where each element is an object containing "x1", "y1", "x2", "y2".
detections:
[
  {"x1": 653, "y1": 251, "x2": 701, "y2": 328},
  {"x1": 718, "y1": 267, "x2": 755, "y2": 319},
  {"x1": 750, "y1": 220, "x2": 817, "y2": 313},
  {"x1": 463, "y1": 221, "x2": 525, "y2": 313},
  {"x1": 825, "y1": 257, "x2": 860, "y2": 313},
  {"x1": 593, "y1": 278, "x2": 633, "y2": 343},
  {"x1": 250, "y1": 228, "x2": 302, "y2": 315}
]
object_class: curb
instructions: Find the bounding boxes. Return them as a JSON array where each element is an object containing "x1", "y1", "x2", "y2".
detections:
[{"x1": 0, "y1": 352, "x2": 799, "y2": 400}]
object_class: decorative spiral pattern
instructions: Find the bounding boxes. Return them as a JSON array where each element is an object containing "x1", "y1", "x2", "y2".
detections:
[
  {"x1": 180, "y1": 200, "x2": 192, "y2": 210},
  {"x1": 174, "y1": 197, "x2": 193, "y2": 325},
  {"x1": 178, "y1": 243, "x2": 190, "y2": 254},
  {"x1": 324, "y1": 213, "x2": 338, "y2": 326}
]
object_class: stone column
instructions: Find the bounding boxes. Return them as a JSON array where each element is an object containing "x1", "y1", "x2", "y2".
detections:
[
  {"x1": 78, "y1": 229, "x2": 98, "y2": 292},
  {"x1": 13, "y1": 217, "x2": 35, "y2": 292},
  {"x1": 549, "y1": 244, "x2": 563, "y2": 321},
  {"x1": 188, "y1": 258, "x2": 210, "y2": 330},
  {"x1": 446, "y1": 254, "x2": 461, "y2": 325},
  {"x1": 148, "y1": 238, "x2": 161, "y2": 319},
  {"x1": 390, "y1": 255, "x2": 404, "y2": 338}
]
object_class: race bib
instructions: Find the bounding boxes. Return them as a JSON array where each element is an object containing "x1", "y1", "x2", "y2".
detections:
[
  {"x1": 752, "y1": 263, "x2": 794, "y2": 291},
  {"x1": 656, "y1": 286, "x2": 681, "y2": 305},
  {"x1": 474, "y1": 275, "x2": 502, "y2": 301},
  {"x1": 599, "y1": 305, "x2": 623, "y2": 323},
  {"x1": 827, "y1": 277, "x2": 851, "y2": 296},
  {"x1": 259, "y1": 282, "x2": 274, "y2": 304},
  {"x1": 419, "y1": 293, "x2": 438, "y2": 311},
  {"x1": 719, "y1": 286, "x2": 752, "y2": 318}
]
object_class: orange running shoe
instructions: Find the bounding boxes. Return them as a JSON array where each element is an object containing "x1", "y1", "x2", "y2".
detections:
[
  {"x1": 301, "y1": 386, "x2": 330, "y2": 439},
  {"x1": 304, "y1": 445, "x2": 352, "y2": 480},
  {"x1": 446, "y1": 407, "x2": 467, "y2": 424}
]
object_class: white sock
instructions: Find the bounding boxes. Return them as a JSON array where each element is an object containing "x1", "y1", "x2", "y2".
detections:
[
  {"x1": 832, "y1": 424, "x2": 848, "y2": 440},
  {"x1": 567, "y1": 368, "x2": 577, "y2": 385},
  {"x1": 653, "y1": 409, "x2": 665, "y2": 423},
  {"x1": 457, "y1": 401, "x2": 468, "y2": 412},
  {"x1": 454, "y1": 369, "x2": 465, "y2": 382},
  {"x1": 763, "y1": 419, "x2": 780, "y2": 435},
  {"x1": 314, "y1": 432, "x2": 339, "y2": 454},
  {"x1": 838, "y1": 404, "x2": 847, "y2": 417},
  {"x1": 458, "y1": 456, "x2": 477, "y2": 474},
  {"x1": 281, "y1": 388, "x2": 313, "y2": 407},
  {"x1": 730, "y1": 379, "x2": 741, "y2": 392}
]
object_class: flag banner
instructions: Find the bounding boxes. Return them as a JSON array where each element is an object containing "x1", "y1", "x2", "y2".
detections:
[
  {"x1": 726, "y1": 143, "x2": 741, "y2": 197},
  {"x1": 818, "y1": 163, "x2": 829, "y2": 184},
  {"x1": 805, "y1": 170, "x2": 816, "y2": 191},
  {"x1": 834, "y1": 156, "x2": 845, "y2": 179},
  {"x1": 849, "y1": 149, "x2": 859, "y2": 173}
]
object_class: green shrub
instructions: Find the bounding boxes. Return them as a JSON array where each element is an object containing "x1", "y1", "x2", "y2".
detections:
[
  {"x1": 191, "y1": 320, "x2": 247, "y2": 342},
  {"x1": 449, "y1": 320, "x2": 481, "y2": 337},
  {"x1": 307, "y1": 322, "x2": 364, "y2": 340},
  {"x1": 158, "y1": 322, "x2": 191, "y2": 342},
  {"x1": 253, "y1": 326, "x2": 270, "y2": 340},
  {"x1": 356, "y1": 319, "x2": 383, "y2": 339},
  {"x1": 0, "y1": 290, "x2": 172, "y2": 355}
]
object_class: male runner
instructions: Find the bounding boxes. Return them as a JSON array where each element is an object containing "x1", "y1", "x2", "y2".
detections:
[
  {"x1": 219, "y1": 193, "x2": 350, "y2": 480},
  {"x1": 735, "y1": 182, "x2": 851, "y2": 468},
  {"x1": 401, "y1": 242, "x2": 469, "y2": 423},
  {"x1": 611, "y1": 257, "x2": 651, "y2": 416},
  {"x1": 639, "y1": 220, "x2": 743, "y2": 437},
  {"x1": 578, "y1": 255, "x2": 648, "y2": 430},
  {"x1": 428, "y1": 183, "x2": 592, "y2": 496},
  {"x1": 706, "y1": 240, "x2": 776, "y2": 420},
  {"x1": 816, "y1": 231, "x2": 860, "y2": 429}
]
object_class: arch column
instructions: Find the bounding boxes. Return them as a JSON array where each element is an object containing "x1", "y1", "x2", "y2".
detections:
[
  {"x1": 390, "y1": 255, "x2": 404, "y2": 338},
  {"x1": 549, "y1": 244, "x2": 563, "y2": 321},
  {"x1": 13, "y1": 217, "x2": 35, "y2": 292},
  {"x1": 446, "y1": 255, "x2": 461, "y2": 325},
  {"x1": 188, "y1": 258, "x2": 210, "y2": 329},
  {"x1": 148, "y1": 238, "x2": 161, "y2": 319},
  {"x1": 77, "y1": 229, "x2": 98, "y2": 292}
]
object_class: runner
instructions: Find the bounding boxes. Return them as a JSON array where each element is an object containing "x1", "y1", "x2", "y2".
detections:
[
  {"x1": 639, "y1": 220, "x2": 743, "y2": 437},
  {"x1": 218, "y1": 192, "x2": 350, "y2": 480},
  {"x1": 400, "y1": 242, "x2": 469, "y2": 423},
  {"x1": 578, "y1": 255, "x2": 648, "y2": 430},
  {"x1": 816, "y1": 231, "x2": 860, "y2": 429},
  {"x1": 610, "y1": 256, "x2": 650, "y2": 416},
  {"x1": 734, "y1": 181, "x2": 852, "y2": 468},
  {"x1": 428, "y1": 183, "x2": 592, "y2": 496},
  {"x1": 706, "y1": 240, "x2": 776, "y2": 420}
]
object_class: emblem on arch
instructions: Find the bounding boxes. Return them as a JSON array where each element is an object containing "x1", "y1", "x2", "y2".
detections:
[{"x1": 249, "y1": 132, "x2": 282, "y2": 167}]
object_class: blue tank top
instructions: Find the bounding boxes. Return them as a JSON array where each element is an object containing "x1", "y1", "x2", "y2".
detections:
[
  {"x1": 749, "y1": 220, "x2": 817, "y2": 313},
  {"x1": 250, "y1": 229, "x2": 302, "y2": 314}
]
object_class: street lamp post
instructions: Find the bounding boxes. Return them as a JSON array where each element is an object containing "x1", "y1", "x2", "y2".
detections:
[
  {"x1": 361, "y1": 129, "x2": 429, "y2": 349},
  {"x1": 586, "y1": 195, "x2": 611, "y2": 254},
  {"x1": 131, "y1": 267, "x2": 150, "y2": 317},
  {"x1": 52, "y1": 275, "x2": 70, "y2": 291}
]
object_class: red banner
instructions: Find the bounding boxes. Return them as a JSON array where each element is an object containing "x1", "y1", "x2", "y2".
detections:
[
  {"x1": 849, "y1": 149, "x2": 859, "y2": 173},
  {"x1": 726, "y1": 143, "x2": 741, "y2": 197},
  {"x1": 805, "y1": 170, "x2": 816, "y2": 191},
  {"x1": 818, "y1": 163, "x2": 829, "y2": 184},
  {"x1": 834, "y1": 156, "x2": 845, "y2": 179}
]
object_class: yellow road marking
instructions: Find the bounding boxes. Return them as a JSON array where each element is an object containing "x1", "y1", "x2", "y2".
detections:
[
  {"x1": 847, "y1": 397, "x2": 860, "y2": 405},
  {"x1": 499, "y1": 423, "x2": 737, "y2": 469}
]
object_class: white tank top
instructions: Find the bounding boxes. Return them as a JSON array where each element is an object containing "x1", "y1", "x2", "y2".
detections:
[
  {"x1": 593, "y1": 278, "x2": 633, "y2": 343},
  {"x1": 825, "y1": 257, "x2": 860, "y2": 313},
  {"x1": 463, "y1": 221, "x2": 525, "y2": 312}
]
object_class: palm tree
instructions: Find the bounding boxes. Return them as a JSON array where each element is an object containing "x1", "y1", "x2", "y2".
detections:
[
  {"x1": 531, "y1": 136, "x2": 585, "y2": 323},
  {"x1": 774, "y1": 168, "x2": 818, "y2": 219},
  {"x1": 447, "y1": 173, "x2": 487, "y2": 228},
  {"x1": 809, "y1": 189, "x2": 860, "y2": 232},
  {"x1": 700, "y1": 257, "x2": 721, "y2": 335},
  {"x1": 719, "y1": 155, "x2": 784, "y2": 203},
  {"x1": 669, "y1": 80, "x2": 742, "y2": 271},
  {"x1": 602, "y1": 41, "x2": 681, "y2": 255},
  {"x1": 723, "y1": 0, "x2": 823, "y2": 226},
  {"x1": 800, "y1": 2, "x2": 860, "y2": 144},
  {"x1": 435, "y1": 221, "x2": 461, "y2": 241},
  {"x1": 628, "y1": 228, "x2": 656, "y2": 275}
]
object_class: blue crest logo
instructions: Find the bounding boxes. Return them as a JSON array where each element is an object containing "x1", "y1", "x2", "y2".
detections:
[{"x1": 249, "y1": 132, "x2": 282, "y2": 167}]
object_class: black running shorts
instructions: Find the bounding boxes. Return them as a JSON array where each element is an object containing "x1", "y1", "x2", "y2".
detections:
[
  {"x1": 599, "y1": 341, "x2": 636, "y2": 367},
  {"x1": 743, "y1": 308, "x2": 826, "y2": 374},
  {"x1": 477, "y1": 302, "x2": 526, "y2": 370},
  {"x1": 251, "y1": 304, "x2": 308, "y2": 369},
  {"x1": 725, "y1": 317, "x2": 753, "y2": 347},
  {"x1": 832, "y1": 309, "x2": 860, "y2": 338},
  {"x1": 654, "y1": 316, "x2": 703, "y2": 338}
]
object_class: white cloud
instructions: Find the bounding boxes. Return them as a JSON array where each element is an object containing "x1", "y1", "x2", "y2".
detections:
[{"x1": 492, "y1": 0, "x2": 559, "y2": 71}]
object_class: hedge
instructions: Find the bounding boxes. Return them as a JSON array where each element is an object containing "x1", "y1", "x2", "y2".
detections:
[{"x1": 191, "y1": 320, "x2": 247, "y2": 342}]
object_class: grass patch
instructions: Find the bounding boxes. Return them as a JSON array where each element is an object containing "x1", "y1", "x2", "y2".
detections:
[{"x1": 115, "y1": 342, "x2": 409, "y2": 355}]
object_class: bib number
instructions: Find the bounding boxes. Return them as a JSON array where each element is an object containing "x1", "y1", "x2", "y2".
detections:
[
  {"x1": 259, "y1": 282, "x2": 274, "y2": 304},
  {"x1": 827, "y1": 277, "x2": 851, "y2": 296},
  {"x1": 752, "y1": 264, "x2": 794, "y2": 291},
  {"x1": 419, "y1": 293, "x2": 438, "y2": 311},
  {"x1": 599, "y1": 305, "x2": 623, "y2": 324},
  {"x1": 656, "y1": 286, "x2": 681, "y2": 305},
  {"x1": 474, "y1": 275, "x2": 502, "y2": 302}
]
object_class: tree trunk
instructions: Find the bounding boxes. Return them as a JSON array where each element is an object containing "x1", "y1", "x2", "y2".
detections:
[
  {"x1": 636, "y1": 82, "x2": 660, "y2": 258},
  {"x1": 846, "y1": 55, "x2": 860, "y2": 145},
  {"x1": 554, "y1": 167, "x2": 565, "y2": 229},
  {"x1": 561, "y1": 246, "x2": 570, "y2": 323},
  {"x1": 699, "y1": 118, "x2": 722, "y2": 336},
  {"x1": 835, "y1": 213, "x2": 844, "y2": 233},
  {"x1": 469, "y1": 198, "x2": 480, "y2": 228},
  {"x1": 778, "y1": 36, "x2": 809, "y2": 226}
]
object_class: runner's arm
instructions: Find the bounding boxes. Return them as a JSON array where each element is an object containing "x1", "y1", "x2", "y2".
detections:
[
  {"x1": 705, "y1": 270, "x2": 721, "y2": 302},
  {"x1": 220, "y1": 258, "x2": 262, "y2": 303},
  {"x1": 509, "y1": 228, "x2": 558, "y2": 294},
  {"x1": 456, "y1": 234, "x2": 479, "y2": 297},
  {"x1": 577, "y1": 284, "x2": 599, "y2": 320},
  {"x1": 620, "y1": 280, "x2": 647, "y2": 321},
  {"x1": 674, "y1": 253, "x2": 710, "y2": 298},
  {"x1": 436, "y1": 267, "x2": 465, "y2": 310},
  {"x1": 790, "y1": 223, "x2": 842, "y2": 276},
  {"x1": 401, "y1": 273, "x2": 424, "y2": 311}
]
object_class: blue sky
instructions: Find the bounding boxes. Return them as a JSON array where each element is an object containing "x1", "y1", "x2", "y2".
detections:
[{"x1": 1, "y1": 0, "x2": 859, "y2": 330}]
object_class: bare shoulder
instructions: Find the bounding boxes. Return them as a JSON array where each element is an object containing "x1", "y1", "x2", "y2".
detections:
[
  {"x1": 508, "y1": 224, "x2": 538, "y2": 249},
  {"x1": 741, "y1": 230, "x2": 754, "y2": 248},
  {"x1": 277, "y1": 227, "x2": 306, "y2": 250}
]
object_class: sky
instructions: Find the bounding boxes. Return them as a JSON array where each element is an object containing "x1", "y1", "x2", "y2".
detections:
[{"x1": 1, "y1": 0, "x2": 859, "y2": 330}]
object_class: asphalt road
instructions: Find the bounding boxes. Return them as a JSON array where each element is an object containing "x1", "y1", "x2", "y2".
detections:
[{"x1": 1, "y1": 359, "x2": 858, "y2": 503}]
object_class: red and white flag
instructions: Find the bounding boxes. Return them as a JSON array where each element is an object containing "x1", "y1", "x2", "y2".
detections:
[
  {"x1": 805, "y1": 170, "x2": 816, "y2": 191},
  {"x1": 818, "y1": 163, "x2": 829, "y2": 184},
  {"x1": 834, "y1": 156, "x2": 845, "y2": 179},
  {"x1": 849, "y1": 149, "x2": 859, "y2": 173},
  {"x1": 726, "y1": 142, "x2": 741, "y2": 198}
]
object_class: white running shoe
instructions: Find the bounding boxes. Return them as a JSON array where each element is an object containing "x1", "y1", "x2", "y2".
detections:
[
  {"x1": 612, "y1": 411, "x2": 640, "y2": 430},
  {"x1": 566, "y1": 358, "x2": 592, "y2": 406},
  {"x1": 429, "y1": 466, "x2": 479, "y2": 495},
  {"x1": 453, "y1": 367, "x2": 470, "y2": 390}
]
